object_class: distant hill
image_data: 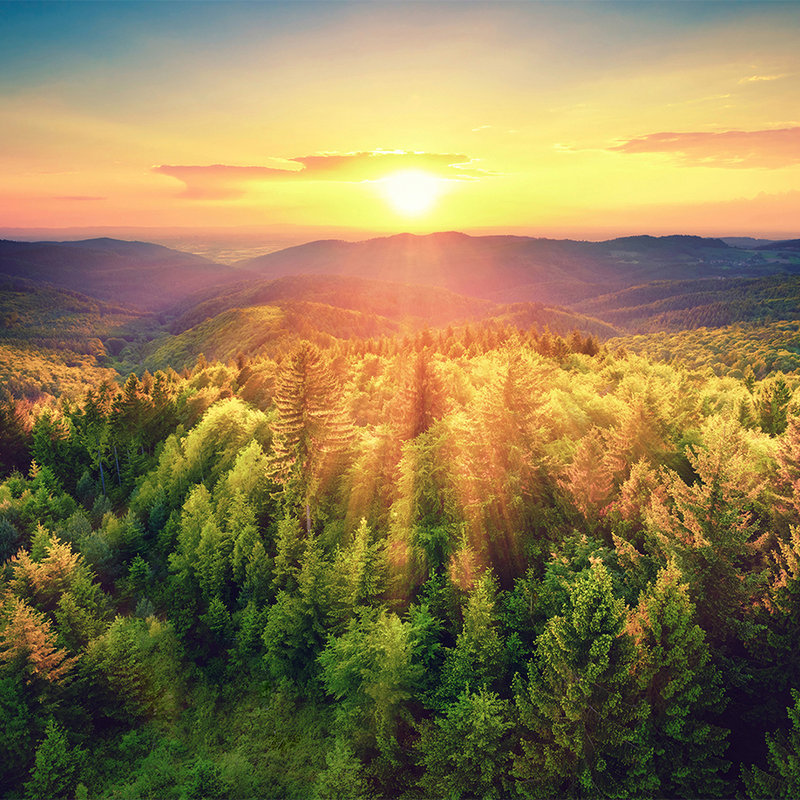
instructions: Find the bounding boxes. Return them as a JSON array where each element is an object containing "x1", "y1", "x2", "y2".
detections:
[
  {"x1": 757, "y1": 239, "x2": 800, "y2": 252},
  {"x1": 149, "y1": 273, "x2": 619, "y2": 370},
  {"x1": 142, "y1": 301, "x2": 405, "y2": 371},
  {"x1": 721, "y1": 237, "x2": 776, "y2": 249},
  {"x1": 610, "y1": 319, "x2": 800, "y2": 379},
  {"x1": 573, "y1": 274, "x2": 800, "y2": 333},
  {"x1": 0, "y1": 276, "x2": 144, "y2": 400},
  {"x1": 0, "y1": 274, "x2": 144, "y2": 353},
  {"x1": 0, "y1": 238, "x2": 241, "y2": 311},
  {"x1": 168, "y1": 273, "x2": 496, "y2": 333},
  {"x1": 235, "y1": 232, "x2": 782, "y2": 306}
]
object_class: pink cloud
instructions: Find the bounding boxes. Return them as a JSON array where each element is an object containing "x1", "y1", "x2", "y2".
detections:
[
  {"x1": 610, "y1": 127, "x2": 800, "y2": 168},
  {"x1": 153, "y1": 151, "x2": 484, "y2": 199}
]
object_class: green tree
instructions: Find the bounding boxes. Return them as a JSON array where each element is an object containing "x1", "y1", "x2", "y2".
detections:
[
  {"x1": 439, "y1": 571, "x2": 506, "y2": 703},
  {"x1": 514, "y1": 563, "x2": 642, "y2": 798},
  {"x1": 774, "y1": 417, "x2": 800, "y2": 529},
  {"x1": 416, "y1": 686, "x2": 514, "y2": 800},
  {"x1": 628, "y1": 562, "x2": 729, "y2": 798},
  {"x1": 312, "y1": 738, "x2": 369, "y2": 800},
  {"x1": 391, "y1": 348, "x2": 449, "y2": 441},
  {"x1": 319, "y1": 608, "x2": 422, "y2": 761},
  {"x1": 263, "y1": 532, "x2": 337, "y2": 685},
  {"x1": 743, "y1": 690, "x2": 800, "y2": 799},
  {"x1": 24, "y1": 720, "x2": 85, "y2": 800},
  {"x1": 645, "y1": 418, "x2": 767, "y2": 650},
  {"x1": 756, "y1": 374, "x2": 793, "y2": 436}
]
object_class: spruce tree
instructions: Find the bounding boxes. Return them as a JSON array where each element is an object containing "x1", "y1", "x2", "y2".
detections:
[
  {"x1": 24, "y1": 720, "x2": 85, "y2": 800},
  {"x1": 774, "y1": 417, "x2": 800, "y2": 529},
  {"x1": 514, "y1": 562, "x2": 642, "y2": 798},
  {"x1": 270, "y1": 343, "x2": 352, "y2": 533},
  {"x1": 439, "y1": 571, "x2": 506, "y2": 702},
  {"x1": 416, "y1": 686, "x2": 514, "y2": 800},
  {"x1": 628, "y1": 562, "x2": 729, "y2": 798}
]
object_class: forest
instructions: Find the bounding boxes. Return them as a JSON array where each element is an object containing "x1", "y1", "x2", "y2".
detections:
[{"x1": 3, "y1": 310, "x2": 800, "y2": 799}]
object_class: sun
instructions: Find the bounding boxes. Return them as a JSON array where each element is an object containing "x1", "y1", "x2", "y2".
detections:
[{"x1": 378, "y1": 169, "x2": 445, "y2": 217}]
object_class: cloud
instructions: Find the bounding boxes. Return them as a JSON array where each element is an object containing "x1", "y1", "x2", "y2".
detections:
[
  {"x1": 739, "y1": 73, "x2": 789, "y2": 83},
  {"x1": 153, "y1": 151, "x2": 484, "y2": 199},
  {"x1": 609, "y1": 127, "x2": 800, "y2": 168}
]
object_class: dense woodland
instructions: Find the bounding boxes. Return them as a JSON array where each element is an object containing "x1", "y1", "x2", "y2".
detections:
[
  {"x1": 4, "y1": 233, "x2": 800, "y2": 799},
  {"x1": 3, "y1": 318, "x2": 800, "y2": 799}
]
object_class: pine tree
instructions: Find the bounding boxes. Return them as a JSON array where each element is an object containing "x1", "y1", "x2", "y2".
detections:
[
  {"x1": 415, "y1": 686, "x2": 514, "y2": 800},
  {"x1": 514, "y1": 563, "x2": 642, "y2": 798},
  {"x1": 439, "y1": 571, "x2": 506, "y2": 702},
  {"x1": 0, "y1": 597, "x2": 77, "y2": 684},
  {"x1": 270, "y1": 343, "x2": 352, "y2": 532},
  {"x1": 628, "y1": 562, "x2": 729, "y2": 798},
  {"x1": 24, "y1": 720, "x2": 85, "y2": 800}
]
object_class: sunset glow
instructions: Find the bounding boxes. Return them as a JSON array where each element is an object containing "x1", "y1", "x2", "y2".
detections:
[
  {"x1": 378, "y1": 170, "x2": 447, "y2": 217},
  {"x1": 0, "y1": 1, "x2": 799, "y2": 239}
]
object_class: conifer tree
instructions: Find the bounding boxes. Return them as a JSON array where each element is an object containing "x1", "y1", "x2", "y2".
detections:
[
  {"x1": 774, "y1": 417, "x2": 800, "y2": 528},
  {"x1": 439, "y1": 571, "x2": 506, "y2": 702},
  {"x1": 270, "y1": 343, "x2": 352, "y2": 533},
  {"x1": 0, "y1": 389, "x2": 31, "y2": 477},
  {"x1": 318, "y1": 608, "x2": 422, "y2": 761},
  {"x1": 756, "y1": 374, "x2": 793, "y2": 436},
  {"x1": 763, "y1": 526, "x2": 800, "y2": 698},
  {"x1": 628, "y1": 562, "x2": 729, "y2": 798},
  {"x1": 24, "y1": 720, "x2": 85, "y2": 800},
  {"x1": 416, "y1": 686, "x2": 514, "y2": 800},
  {"x1": 645, "y1": 417, "x2": 768, "y2": 649},
  {"x1": 0, "y1": 597, "x2": 77, "y2": 684},
  {"x1": 391, "y1": 348, "x2": 448, "y2": 441},
  {"x1": 561, "y1": 428, "x2": 614, "y2": 522},
  {"x1": 743, "y1": 690, "x2": 800, "y2": 799},
  {"x1": 514, "y1": 563, "x2": 642, "y2": 798}
]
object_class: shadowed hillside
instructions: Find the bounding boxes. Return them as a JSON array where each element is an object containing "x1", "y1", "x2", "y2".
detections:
[{"x1": 0, "y1": 238, "x2": 242, "y2": 310}]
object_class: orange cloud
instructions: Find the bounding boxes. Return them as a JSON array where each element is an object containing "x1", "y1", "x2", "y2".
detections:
[
  {"x1": 153, "y1": 151, "x2": 484, "y2": 199},
  {"x1": 610, "y1": 127, "x2": 800, "y2": 168}
]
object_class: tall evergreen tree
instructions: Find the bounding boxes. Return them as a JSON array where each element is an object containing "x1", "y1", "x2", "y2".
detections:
[
  {"x1": 628, "y1": 562, "x2": 729, "y2": 798},
  {"x1": 270, "y1": 343, "x2": 353, "y2": 532},
  {"x1": 774, "y1": 417, "x2": 800, "y2": 529},
  {"x1": 514, "y1": 563, "x2": 643, "y2": 798},
  {"x1": 416, "y1": 686, "x2": 514, "y2": 800}
]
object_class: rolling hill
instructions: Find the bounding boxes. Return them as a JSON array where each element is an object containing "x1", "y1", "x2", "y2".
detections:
[
  {"x1": 145, "y1": 273, "x2": 618, "y2": 370},
  {"x1": 234, "y1": 232, "x2": 789, "y2": 306},
  {"x1": 0, "y1": 238, "x2": 242, "y2": 310},
  {"x1": 0, "y1": 276, "x2": 144, "y2": 400}
]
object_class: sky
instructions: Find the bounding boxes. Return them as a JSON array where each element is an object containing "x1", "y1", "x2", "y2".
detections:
[{"x1": 1, "y1": 0, "x2": 799, "y2": 240}]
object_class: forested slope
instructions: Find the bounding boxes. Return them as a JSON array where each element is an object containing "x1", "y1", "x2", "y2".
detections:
[{"x1": 3, "y1": 319, "x2": 800, "y2": 799}]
